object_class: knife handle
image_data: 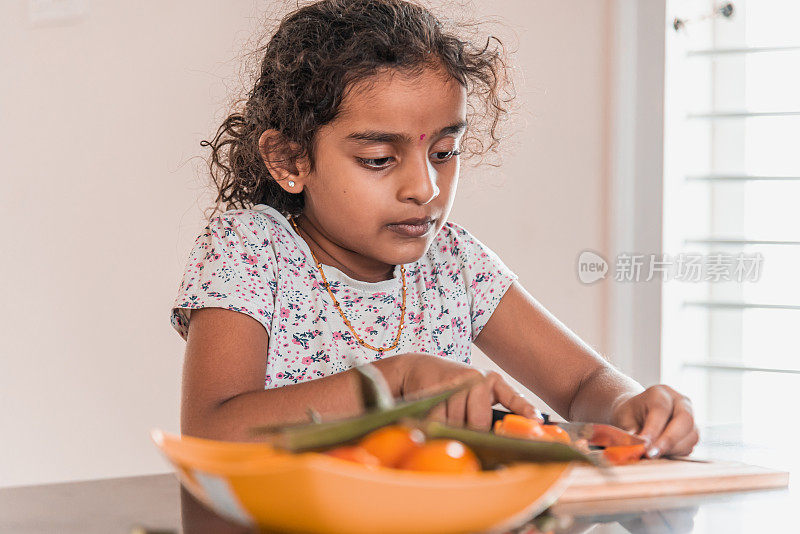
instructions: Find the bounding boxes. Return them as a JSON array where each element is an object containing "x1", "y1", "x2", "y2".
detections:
[{"x1": 491, "y1": 408, "x2": 550, "y2": 425}]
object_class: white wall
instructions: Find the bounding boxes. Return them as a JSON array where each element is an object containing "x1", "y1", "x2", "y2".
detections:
[
  {"x1": 455, "y1": 0, "x2": 613, "y2": 414},
  {"x1": 0, "y1": 0, "x2": 616, "y2": 487}
]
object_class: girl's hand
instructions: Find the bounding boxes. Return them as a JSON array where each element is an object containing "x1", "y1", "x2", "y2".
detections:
[
  {"x1": 610, "y1": 385, "x2": 699, "y2": 458},
  {"x1": 398, "y1": 353, "x2": 541, "y2": 431}
]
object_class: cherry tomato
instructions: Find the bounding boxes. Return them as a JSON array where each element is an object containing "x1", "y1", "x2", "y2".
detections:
[
  {"x1": 359, "y1": 424, "x2": 426, "y2": 468},
  {"x1": 397, "y1": 439, "x2": 481, "y2": 473}
]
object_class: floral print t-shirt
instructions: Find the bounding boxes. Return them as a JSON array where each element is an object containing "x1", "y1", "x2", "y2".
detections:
[{"x1": 170, "y1": 204, "x2": 518, "y2": 389}]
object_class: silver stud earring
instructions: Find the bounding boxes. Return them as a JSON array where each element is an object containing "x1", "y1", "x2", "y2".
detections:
[{"x1": 287, "y1": 180, "x2": 295, "y2": 187}]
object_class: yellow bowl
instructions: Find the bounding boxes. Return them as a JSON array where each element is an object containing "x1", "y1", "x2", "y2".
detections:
[{"x1": 151, "y1": 428, "x2": 573, "y2": 534}]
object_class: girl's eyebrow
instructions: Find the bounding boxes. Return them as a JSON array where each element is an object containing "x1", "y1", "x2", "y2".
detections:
[{"x1": 345, "y1": 119, "x2": 467, "y2": 145}]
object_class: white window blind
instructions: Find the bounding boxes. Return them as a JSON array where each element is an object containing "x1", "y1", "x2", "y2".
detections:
[{"x1": 663, "y1": 0, "x2": 800, "y2": 445}]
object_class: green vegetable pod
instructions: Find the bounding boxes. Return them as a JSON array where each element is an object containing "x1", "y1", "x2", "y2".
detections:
[
  {"x1": 420, "y1": 421, "x2": 603, "y2": 469},
  {"x1": 249, "y1": 384, "x2": 465, "y2": 453}
]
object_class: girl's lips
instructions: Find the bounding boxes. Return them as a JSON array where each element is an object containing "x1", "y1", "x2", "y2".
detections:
[{"x1": 387, "y1": 220, "x2": 435, "y2": 238}]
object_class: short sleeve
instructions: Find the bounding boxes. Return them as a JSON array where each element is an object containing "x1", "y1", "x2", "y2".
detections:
[
  {"x1": 443, "y1": 222, "x2": 519, "y2": 342},
  {"x1": 170, "y1": 212, "x2": 277, "y2": 341}
]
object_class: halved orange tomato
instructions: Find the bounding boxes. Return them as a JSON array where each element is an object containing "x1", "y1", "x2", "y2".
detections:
[
  {"x1": 493, "y1": 414, "x2": 548, "y2": 440},
  {"x1": 493, "y1": 414, "x2": 573, "y2": 445},
  {"x1": 540, "y1": 424, "x2": 571, "y2": 444},
  {"x1": 603, "y1": 444, "x2": 646, "y2": 465}
]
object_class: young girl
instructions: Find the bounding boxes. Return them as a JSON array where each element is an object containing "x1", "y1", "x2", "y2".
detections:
[{"x1": 171, "y1": 0, "x2": 698, "y2": 459}]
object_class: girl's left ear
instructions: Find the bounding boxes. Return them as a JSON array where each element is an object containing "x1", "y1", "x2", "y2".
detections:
[{"x1": 258, "y1": 129, "x2": 309, "y2": 193}]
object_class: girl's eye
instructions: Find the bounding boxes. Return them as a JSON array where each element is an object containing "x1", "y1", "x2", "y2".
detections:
[
  {"x1": 432, "y1": 150, "x2": 461, "y2": 163},
  {"x1": 357, "y1": 156, "x2": 394, "y2": 169}
]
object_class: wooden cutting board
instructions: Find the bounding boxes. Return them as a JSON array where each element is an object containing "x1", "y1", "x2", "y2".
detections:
[{"x1": 558, "y1": 458, "x2": 789, "y2": 503}]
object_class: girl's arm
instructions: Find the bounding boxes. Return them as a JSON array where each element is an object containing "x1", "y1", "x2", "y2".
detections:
[
  {"x1": 181, "y1": 307, "x2": 405, "y2": 441},
  {"x1": 473, "y1": 281, "x2": 698, "y2": 458}
]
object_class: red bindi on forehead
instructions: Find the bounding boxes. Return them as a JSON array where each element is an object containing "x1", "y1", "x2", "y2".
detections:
[{"x1": 419, "y1": 133, "x2": 426, "y2": 140}]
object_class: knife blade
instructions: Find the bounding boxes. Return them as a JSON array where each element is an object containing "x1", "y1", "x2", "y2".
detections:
[{"x1": 554, "y1": 421, "x2": 647, "y2": 447}]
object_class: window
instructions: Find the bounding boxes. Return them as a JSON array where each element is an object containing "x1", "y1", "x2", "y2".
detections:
[{"x1": 663, "y1": 0, "x2": 800, "y2": 445}]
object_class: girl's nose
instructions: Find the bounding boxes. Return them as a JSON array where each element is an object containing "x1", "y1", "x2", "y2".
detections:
[{"x1": 398, "y1": 157, "x2": 440, "y2": 205}]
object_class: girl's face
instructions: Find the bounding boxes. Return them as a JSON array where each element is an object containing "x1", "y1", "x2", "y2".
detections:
[{"x1": 286, "y1": 66, "x2": 467, "y2": 283}]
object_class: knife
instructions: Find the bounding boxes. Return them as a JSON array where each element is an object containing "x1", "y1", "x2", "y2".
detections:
[
  {"x1": 491, "y1": 408, "x2": 647, "y2": 447},
  {"x1": 489, "y1": 409, "x2": 712, "y2": 463}
]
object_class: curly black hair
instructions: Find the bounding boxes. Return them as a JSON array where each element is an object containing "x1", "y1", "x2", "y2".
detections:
[{"x1": 201, "y1": 0, "x2": 517, "y2": 219}]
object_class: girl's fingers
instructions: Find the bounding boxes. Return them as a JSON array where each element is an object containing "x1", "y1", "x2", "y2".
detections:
[
  {"x1": 651, "y1": 398, "x2": 695, "y2": 457},
  {"x1": 637, "y1": 390, "x2": 675, "y2": 451},
  {"x1": 419, "y1": 369, "x2": 480, "y2": 425},
  {"x1": 418, "y1": 369, "x2": 537, "y2": 431},
  {"x1": 489, "y1": 373, "x2": 540, "y2": 421},
  {"x1": 425, "y1": 399, "x2": 447, "y2": 424},
  {"x1": 445, "y1": 389, "x2": 469, "y2": 427},
  {"x1": 612, "y1": 400, "x2": 642, "y2": 435},
  {"x1": 465, "y1": 380, "x2": 493, "y2": 430},
  {"x1": 669, "y1": 426, "x2": 700, "y2": 457}
]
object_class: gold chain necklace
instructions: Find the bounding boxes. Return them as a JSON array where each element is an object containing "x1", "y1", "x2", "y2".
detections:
[{"x1": 288, "y1": 215, "x2": 406, "y2": 354}]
